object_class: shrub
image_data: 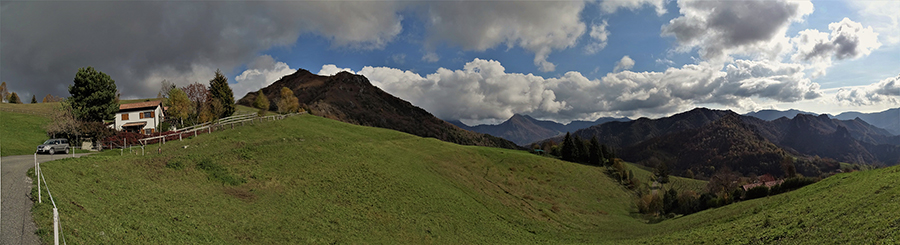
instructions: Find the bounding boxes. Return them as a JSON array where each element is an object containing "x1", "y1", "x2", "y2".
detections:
[
  {"x1": 745, "y1": 185, "x2": 770, "y2": 200},
  {"x1": 102, "y1": 131, "x2": 146, "y2": 148},
  {"x1": 770, "y1": 177, "x2": 818, "y2": 195}
]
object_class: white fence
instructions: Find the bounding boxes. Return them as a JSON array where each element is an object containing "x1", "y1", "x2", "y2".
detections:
[
  {"x1": 136, "y1": 112, "x2": 303, "y2": 146},
  {"x1": 34, "y1": 153, "x2": 67, "y2": 245}
]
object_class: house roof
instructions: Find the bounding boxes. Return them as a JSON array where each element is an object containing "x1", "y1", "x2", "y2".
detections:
[
  {"x1": 119, "y1": 100, "x2": 162, "y2": 111},
  {"x1": 121, "y1": 122, "x2": 147, "y2": 127}
]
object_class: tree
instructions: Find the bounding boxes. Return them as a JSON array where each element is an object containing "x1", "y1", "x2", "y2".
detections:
[
  {"x1": 781, "y1": 156, "x2": 797, "y2": 178},
  {"x1": 0, "y1": 82, "x2": 8, "y2": 102},
  {"x1": 573, "y1": 135, "x2": 586, "y2": 163},
  {"x1": 252, "y1": 89, "x2": 270, "y2": 116},
  {"x1": 8, "y1": 92, "x2": 21, "y2": 103},
  {"x1": 655, "y1": 161, "x2": 671, "y2": 184},
  {"x1": 31, "y1": 95, "x2": 37, "y2": 103},
  {"x1": 276, "y1": 87, "x2": 299, "y2": 114},
  {"x1": 561, "y1": 132, "x2": 575, "y2": 162},
  {"x1": 589, "y1": 136, "x2": 602, "y2": 166},
  {"x1": 68, "y1": 67, "x2": 118, "y2": 122},
  {"x1": 165, "y1": 87, "x2": 192, "y2": 127},
  {"x1": 158, "y1": 80, "x2": 175, "y2": 100},
  {"x1": 706, "y1": 167, "x2": 740, "y2": 198},
  {"x1": 42, "y1": 94, "x2": 63, "y2": 103},
  {"x1": 44, "y1": 101, "x2": 80, "y2": 140},
  {"x1": 601, "y1": 144, "x2": 616, "y2": 164},
  {"x1": 663, "y1": 188, "x2": 680, "y2": 214},
  {"x1": 209, "y1": 69, "x2": 235, "y2": 118},
  {"x1": 183, "y1": 82, "x2": 210, "y2": 125}
]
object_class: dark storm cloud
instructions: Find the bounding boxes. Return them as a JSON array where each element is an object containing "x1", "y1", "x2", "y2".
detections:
[{"x1": 1, "y1": 1, "x2": 403, "y2": 99}]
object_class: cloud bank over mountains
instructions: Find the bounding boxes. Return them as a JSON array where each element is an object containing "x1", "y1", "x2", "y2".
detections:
[
  {"x1": 319, "y1": 57, "x2": 824, "y2": 121},
  {"x1": 2, "y1": 0, "x2": 897, "y2": 122}
]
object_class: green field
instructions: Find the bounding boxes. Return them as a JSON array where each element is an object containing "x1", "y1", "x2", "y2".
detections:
[
  {"x1": 0, "y1": 110, "x2": 52, "y2": 156},
  {"x1": 25, "y1": 114, "x2": 900, "y2": 243}
]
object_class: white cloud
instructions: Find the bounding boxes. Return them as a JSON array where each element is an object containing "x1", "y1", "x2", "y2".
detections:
[
  {"x1": 585, "y1": 20, "x2": 610, "y2": 54},
  {"x1": 833, "y1": 74, "x2": 900, "y2": 106},
  {"x1": 661, "y1": 0, "x2": 813, "y2": 62},
  {"x1": 599, "y1": 0, "x2": 667, "y2": 16},
  {"x1": 423, "y1": 1, "x2": 587, "y2": 72},
  {"x1": 318, "y1": 65, "x2": 356, "y2": 76},
  {"x1": 848, "y1": 0, "x2": 900, "y2": 45},
  {"x1": 614, "y1": 55, "x2": 635, "y2": 72},
  {"x1": 655, "y1": 58, "x2": 675, "y2": 66},
  {"x1": 320, "y1": 58, "x2": 823, "y2": 121},
  {"x1": 233, "y1": 55, "x2": 297, "y2": 98},
  {"x1": 422, "y1": 52, "x2": 440, "y2": 63},
  {"x1": 791, "y1": 18, "x2": 881, "y2": 77}
]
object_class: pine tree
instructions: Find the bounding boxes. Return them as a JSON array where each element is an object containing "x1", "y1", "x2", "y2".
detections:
[
  {"x1": 655, "y1": 162, "x2": 670, "y2": 184},
  {"x1": 589, "y1": 136, "x2": 601, "y2": 166},
  {"x1": 208, "y1": 69, "x2": 235, "y2": 118},
  {"x1": 68, "y1": 67, "x2": 118, "y2": 121},
  {"x1": 573, "y1": 135, "x2": 586, "y2": 163},
  {"x1": 561, "y1": 132, "x2": 575, "y2": 162},
  {"x1": 8, "y1": 92, "x2": 21, "y2": 104},
  {"x1": 31, "y1": 95, "x2": 37, "y2": 103}
]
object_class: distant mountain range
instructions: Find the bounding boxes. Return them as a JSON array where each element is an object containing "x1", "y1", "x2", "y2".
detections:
[
  {"x1": 544, "y1": 108, "x2": 900, "y2": 178},
  {"x1": 831, "y1": 108, "x2": 900, "y2": 135},
  {"x1": 449, "y1": 114, "x2": 628, "y2": 145},
  {"x1": 236, "y1": 69, "x2": 520, "y2": 150},
  {"x1": 743, "y1": 108, "x2": 899, "y2": 135},
  {"x1": 743, "y1": 109, "x2": 816, "y2": 121}
]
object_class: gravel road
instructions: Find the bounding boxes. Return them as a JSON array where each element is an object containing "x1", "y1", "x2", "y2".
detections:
[{"x1": 2, "y1": 153, "x2": 89, "y2": 245}]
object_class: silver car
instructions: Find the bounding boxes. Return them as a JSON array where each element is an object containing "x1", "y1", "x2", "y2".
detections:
[{"x1": 37, "y1": 138, "x2": 69, "y2": 154}]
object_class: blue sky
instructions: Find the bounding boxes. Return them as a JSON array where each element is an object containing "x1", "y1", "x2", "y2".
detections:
[{"x1": 2, "y1": 0, "x2": 898, "y2": 124}]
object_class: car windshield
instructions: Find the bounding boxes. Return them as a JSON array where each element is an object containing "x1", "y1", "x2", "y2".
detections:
[{"x1": 43, "y1": 140, "x2": 54, "y2": 144}]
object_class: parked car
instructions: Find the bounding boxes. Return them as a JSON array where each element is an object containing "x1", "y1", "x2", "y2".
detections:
[{"x1": 36, "y1": 138, "x2": 69, "y2": 154}]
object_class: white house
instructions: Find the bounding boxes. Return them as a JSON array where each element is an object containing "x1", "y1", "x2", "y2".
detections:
[{"x1": 115, "y1": 100, "x2": 166, "y2": 134}]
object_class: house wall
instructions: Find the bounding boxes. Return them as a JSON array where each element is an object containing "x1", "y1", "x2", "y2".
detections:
[{"x1": 114, "y1": 106, "x2": 165, "y2": 134}]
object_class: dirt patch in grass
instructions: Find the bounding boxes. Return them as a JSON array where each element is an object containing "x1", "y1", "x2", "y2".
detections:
[{"x1": 224, "y1": 186, "x2": 256, "y2": 202}]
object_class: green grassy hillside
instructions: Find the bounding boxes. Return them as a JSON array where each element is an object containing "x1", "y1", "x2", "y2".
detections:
[
  {"x1": 28, "y1": 114, "x2": 899, "y2": 243},
  {"x1": 0, "y1": 109, "x2": 52, "y2": 156},
  {"x1": 637, "y1": 166, "x2": 900, "y2": 243},
  {"x1": 30, "y1": 115, "x2": 653, "y2": 243}
]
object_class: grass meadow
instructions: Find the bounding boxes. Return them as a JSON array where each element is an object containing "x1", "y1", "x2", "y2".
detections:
[{"x1": 20, "y1": 113, "x2": 900, "y2": 243}]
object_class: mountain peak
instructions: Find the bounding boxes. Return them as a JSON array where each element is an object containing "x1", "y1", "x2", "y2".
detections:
[{"x1": 235, "y1": 70, "x2": 520, "y2": 150}]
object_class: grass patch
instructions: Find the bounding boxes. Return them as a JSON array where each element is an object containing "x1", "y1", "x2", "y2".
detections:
[
  {"x1": 27, "y1": 114, "x2": 900, "y2": 243},
  {"x1": 196, "y1": 158, "x2": 246, "y2": 186},
  {"x1": 0, "y1": 110, "x2": 51, "y2": 156}
]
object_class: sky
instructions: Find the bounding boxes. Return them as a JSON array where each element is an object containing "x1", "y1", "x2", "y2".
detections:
[{"x1": 2, "y1": 0, "x2": 898, "y2": 125}]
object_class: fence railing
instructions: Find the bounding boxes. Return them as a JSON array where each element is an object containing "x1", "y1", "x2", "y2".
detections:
[
  {"x1": 34, "y1": 153, "x2": 68, "y2": 245},
  {"x1": 136, "y1": 112, "x2": 303, "y2": 146}
]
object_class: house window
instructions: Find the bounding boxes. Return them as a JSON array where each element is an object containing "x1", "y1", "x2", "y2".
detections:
[
  {"x1": 122, "y1": 113, "x2": 129, "y2": 120},
  {"x1": 144, "y1": 128, "x2": 153, "y2": 134},
  {"x1": 143, "y1": 111, "x2": 152, "y2": 119}
]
